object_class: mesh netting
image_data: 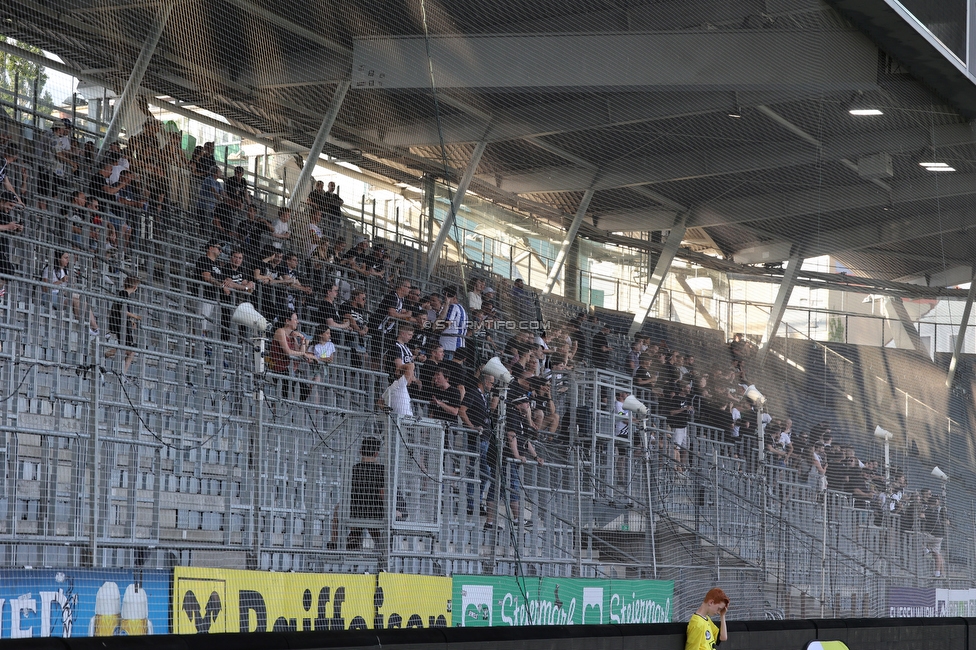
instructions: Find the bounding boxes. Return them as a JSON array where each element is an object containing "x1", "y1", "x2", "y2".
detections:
[{"x1": 0, "y1": 0, "x2": 971, "y2": 636}]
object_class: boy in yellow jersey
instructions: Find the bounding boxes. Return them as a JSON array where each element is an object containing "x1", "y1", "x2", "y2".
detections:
[{"x1": 686, "y1": 588, "x2": 729, "y2": 650}]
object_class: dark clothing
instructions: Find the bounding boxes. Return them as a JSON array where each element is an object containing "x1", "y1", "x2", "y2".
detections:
[
  {"x1": 461, "y1": 386, "x2": 491, "y2": 436},
  {"x1": 108, "y1": 289, "x2": 135, "y2": 347},
  {"x1": 430, "y1": 385, "x2": 463, "y2": 423},
  {"x1": 194, "y1": 255, "x2": 223, "y2": 302},
  {"x1": 662, "y1": 391, "x2": 692, "y2": 430},
  {"x1": 224, "y1": 175, "x2": 249, "y2": 206},
  {"x1": 385, "y1": 341, "x2": 414, "y2": 383},
  {"x1": 350, "y1": 461, "x2": 384, "y2": 520},
  {"x1": 591, "y1": 331, "x2": 611, "y2": 369},
  {"x1": 313, "y1": 297, "x2": 344, "y2": 328},
  {"x1": 340, "y1": 301, "x2": 367, "y2": 330},
  {"x1": 417, "y1": 361, "x2": 440, "y2": 401},
  {"x1": 371, "y1": 291, "x2": 403, "y2": 335}
]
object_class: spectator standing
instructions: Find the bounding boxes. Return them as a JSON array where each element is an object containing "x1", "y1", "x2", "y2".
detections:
[
  {"x1": 429, "y1": 367, "x2": 464, "y2": 424},
  {"x1": 458, "y1": 372, "x2": 496, "y2": 516},
  {"x1": 321, "y1": 181, "x2": 344, "y2": 242},
  {"x1": 370, "y1": 278, "x2": 413, "y2": 362},
  {"x1": 382, "y1": 322, "x2": 417, "y2": 416},
  {"x1": 339, "y1": 288, "x2": 370, "y2": 354},
  {"x1": 194, "y1": 241, "x2": 225, "y2": 337},
  {"x1": 222, "y1": 249, "x2": 255, "y2": 339},
  {"x1": 0, "y1": 191, "x2": 25, "y2": 299},
  {"x1": 922, "y1": 491, "x2": 948, "y2": 578},
  {"x1": 196, "y1": 166, "x2": 222, "y2": 236},
  {"x1": 439, "y1": 285, "x2": 468, "y2": 361},
  {"x1": 347, "y1": 436, "x2": 386, "y2": 552},
  {"x1": 0, "y1": 144, "x2": 25, "y2": 208},
  {"x1": 591, "y1": 323, "x2": 613, "y2": 370},
  {"x1": 664, "y1": 381, "x2": 694, "y2": 473},
  {"x1": 107, "y1": 275, "x2": 142, "y2": 379},
  {"x1": 252, "y1": 247, "x2": 285, "y2": 324}
]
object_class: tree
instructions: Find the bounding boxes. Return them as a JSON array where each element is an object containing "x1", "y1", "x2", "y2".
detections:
[{"x1": 0, "y1": 36, "x2": 51, "y2": 117}]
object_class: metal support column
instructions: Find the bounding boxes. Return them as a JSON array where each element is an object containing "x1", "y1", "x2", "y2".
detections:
[
  {"x1": 286, "y1": 81, "x2": 351, "y2": 209},
  {"x1": 676, "y1": 274, "x2": 719, "y2": 329},
  {"x1": 946, "y1": 268, "x2": 976, "y2": 390},
  {"x1": 628, "y1": 215, "x2": 687, "y2": 338},
  {"x1": 756, "y1": 251, "x2": 803, "y2": 367},
  {"x1": 426, "y1": 140, "x2": 487, "y2": 278},
  {"x1": 544, "y1": 189, "x2": 594, "y2": 294},
  {"x1": 95, "y1": 1, "x2": 174, "y2": 160},
  {"x1": 887, "y1": 296, "x2": 923, "y2": 352}
]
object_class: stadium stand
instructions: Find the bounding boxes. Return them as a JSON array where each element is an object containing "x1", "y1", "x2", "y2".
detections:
[{"x1": 1, "y1": 0, "x2": 976, "y2": 624}]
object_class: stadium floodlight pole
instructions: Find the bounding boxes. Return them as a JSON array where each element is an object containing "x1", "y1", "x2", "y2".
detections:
[
  {"x1": 426, "y1": 140, "x2": 487, "y2": 279},
  {"x1": 544, "y1": 188, "x2": 594, "y2": 294},
  {"x1": 755, "y1": 250, "x2": 804, "y2": 368},
  {"x1": 946, "y1": 266, "x2": 976, "y2": 390},
  {"x1": 628, "y1": 213, "x2": 687, "y2": 339},
  {"x1": 286, "y1": 81, "x2": 351, "y2": 209},
  {"x1": 95, "y1": 0, "x2": 175, "y2": 161}
]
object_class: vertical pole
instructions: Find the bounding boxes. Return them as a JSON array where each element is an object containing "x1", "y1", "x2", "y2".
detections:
[
  {"x1": 96, "y1": 1, "x2": 175, "y2": 160},
  {"x1": 13, "y1": 72, "x2": 20, "y2": 123},
  {"x1": 286, "y1": 81, "x2": 351, "y2": 209},
  {"x1": 32, "y1": 77, "x2": 39, "y2": 127},
  {"x1": 88, "y1": 341, "x2": 101, "y2": 566},
  {"x1": 426, "y1": 140, "x2": 487, "y2": 278}
]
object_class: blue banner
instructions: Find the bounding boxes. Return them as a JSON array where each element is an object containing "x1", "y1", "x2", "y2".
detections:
[{"x1": 0, "y1": 568, "x2": 169, "y2": 638}]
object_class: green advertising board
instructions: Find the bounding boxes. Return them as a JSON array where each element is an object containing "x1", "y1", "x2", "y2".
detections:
[{"x1": 451, "y1": 576, "x2": 673, "y2": 626}]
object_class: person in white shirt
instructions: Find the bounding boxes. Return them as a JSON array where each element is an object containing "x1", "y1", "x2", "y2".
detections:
[
  {"x1": 438, "y1": 285, "x2": 468, "y2": 361},
  {"x1": 466, "y1": 277, "x2": 484, "y2": 311}
]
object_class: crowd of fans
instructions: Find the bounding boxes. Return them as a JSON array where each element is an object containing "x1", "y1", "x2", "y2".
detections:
[{"x1": 0, "y1": 113, "x2": 950, "y2": 566}]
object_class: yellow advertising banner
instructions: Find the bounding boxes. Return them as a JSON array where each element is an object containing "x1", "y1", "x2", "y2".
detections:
[
  {"x1": 173, "y1": 567, "x2": 373, "y2": 634},
  {"x1": 376, "y1": 574, "x2": 452, "y2": 629}
]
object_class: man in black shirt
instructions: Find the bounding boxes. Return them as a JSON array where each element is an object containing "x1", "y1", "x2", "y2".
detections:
[
  {"x1": 312, "y1": 283, "x2": 350, "y2": 333},
  {"x1": 417, "y1": 344, "x2": 444, "y2": 401},
  {"x1": 193, "y1": 241, "x2": 225, "y2": 337},
  {"x1": 591, "y1": 322, "x2": 612, "y2": 369},
  {"x1": 223, "y1": 250, "x2": 256, "y2": 340},
  {"x1": 370, "y1": 278, "x2": 413, "y2": 363},
  {"x1": 429, "y1": 367, "x2": 464, "y2": 424},
  {"x1": 347, "y1": 436, "x2": 386, "y2": 552},
  {"x1": 663, "y1": 381, "x2": 694, "y2": 472},
  {"x1": 235, "y1": 204, "x2": 268, "y2": 265},
  {"x1": 458, "y1": 373, "x2": 496, "y2": 517},
  {"x1": 277, "y1": 253, "x2": 312, "y2": 318},
  {"x1": 321, "y1": 181, "x2": 344, "y2": 242},
  {"x1": 339, "y1": 289, "x2": 370, "y2": 354},
  {"x1": 108, "y1": 275, "x2": 142, "y2": 378}
]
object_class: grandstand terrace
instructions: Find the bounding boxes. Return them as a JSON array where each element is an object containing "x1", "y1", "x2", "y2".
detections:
[{"x1": 0, "y1": 0, "x2": 975, "y2": 626}]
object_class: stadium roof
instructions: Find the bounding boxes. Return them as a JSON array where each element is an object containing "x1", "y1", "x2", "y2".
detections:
[{"x1": 4, "y1": 0, "x2": 976, "y2": 296}]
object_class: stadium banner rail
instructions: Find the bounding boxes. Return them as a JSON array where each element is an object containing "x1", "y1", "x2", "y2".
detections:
[{"x1": 451, "y1": 575, "x2": 674, "y2": 627}]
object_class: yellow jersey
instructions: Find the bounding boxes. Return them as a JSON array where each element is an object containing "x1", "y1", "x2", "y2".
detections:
[{"x1": 685, "y1": 613, "x2": 720, "y2": 650}]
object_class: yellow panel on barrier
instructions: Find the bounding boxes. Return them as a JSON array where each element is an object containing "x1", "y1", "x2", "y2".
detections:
[
  {"x1": 173, "y1": 567, "x2": 373, "y2": 634},
  {"x1": 377, "y1": 574, "x2": 452, "y2": 629}
]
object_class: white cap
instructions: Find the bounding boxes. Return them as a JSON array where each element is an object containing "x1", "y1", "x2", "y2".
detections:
[
  {"x1": 121, "y1": 584, "x2": 148, "y2": 619},
  {"x1": 95, "y1": 582, "x2": 121, "y2": 615}
]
